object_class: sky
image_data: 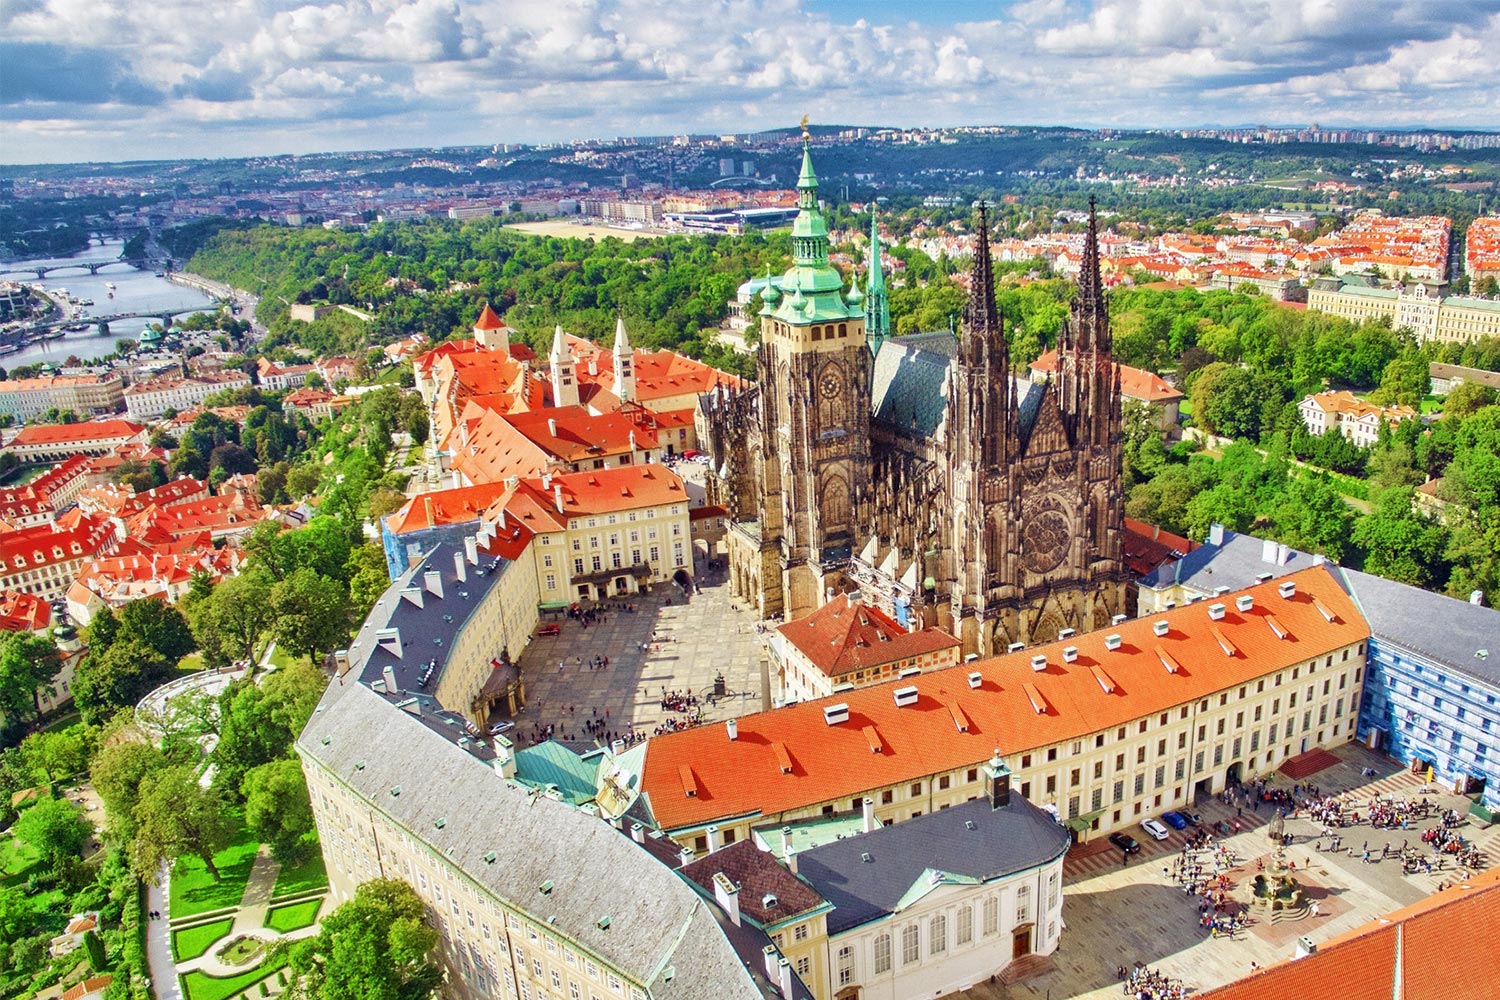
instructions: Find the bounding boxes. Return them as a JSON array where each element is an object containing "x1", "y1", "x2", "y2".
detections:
[{"x1": 5, "y1": 0, "x2": 1500, "y2": 165}]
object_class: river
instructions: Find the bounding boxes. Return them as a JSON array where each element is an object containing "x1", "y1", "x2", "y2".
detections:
[{"x1": 1, "y1": 238, "x2": 219, "y2": 369}]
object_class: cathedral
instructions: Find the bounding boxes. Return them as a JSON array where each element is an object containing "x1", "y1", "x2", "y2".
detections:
[{"x1": 698, "y1": 137, "x2": 1129, "y2": 656}]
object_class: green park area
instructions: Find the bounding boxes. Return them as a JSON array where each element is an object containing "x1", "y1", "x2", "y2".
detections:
[
  {"x1": 266, "y1": 898, "x2": 322, "y2": 934},
  {"x1": 168, "y1": 815, "x2": 260, "y2": 920},
  {"x1": 172, "y1": 917, "x2": 235, "y2": 961},
  {"x1": 271, "y1": 852, "x2": 327, "y2": 897},
  {"x1": 180, "y1": 956, "x2": 288, "y2": 1000}
]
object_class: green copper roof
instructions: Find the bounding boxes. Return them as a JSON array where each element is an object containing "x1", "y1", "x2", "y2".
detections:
[
  {"x1": 771, "y1": 141, "x2": 859, "y2": 325},
  {"x1": 865, "y1": 210, "x2": 891, "y2": 352}
]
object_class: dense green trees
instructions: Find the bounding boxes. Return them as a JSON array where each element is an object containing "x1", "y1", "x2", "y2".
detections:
[
  {"x1": 283, "y1": 879, "x2": 440, "y2": 1000},
  {"x1": 130, "y1": 765, "x2": 232, "y2": 883},
  {"x1": 210, "y1": 662, "x2": 325, "y2": 801},
  {"x1": 0, "y1": 632, "x2": 61, "y2": 724},
  {"x1": 15, "y1": 797, "x2": 93, "y2": 870},
  {"x1": 243, "y1": 759, "x2": 315, "y2": 863}
]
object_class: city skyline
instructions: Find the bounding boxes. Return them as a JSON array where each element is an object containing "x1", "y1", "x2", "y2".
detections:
[{"x1": 4, "y1": 0, "x2": 1500, "y2": 165}]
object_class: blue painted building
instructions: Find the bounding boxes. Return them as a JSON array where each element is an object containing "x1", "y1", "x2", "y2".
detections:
[{"x1": 1336, "y1": 568, "x2": 1500, "y2": 816}]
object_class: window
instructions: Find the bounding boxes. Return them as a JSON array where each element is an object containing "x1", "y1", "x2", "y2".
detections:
[
  {"x1": 1133, "y1": 773, "x2": 1145, "y2": 796},
  {"x1": 902, "y1": 924, "x2": 920, "y2": 965},
  {"x1": 911, "y1": 782, "x2": 923, "y2": 796},
  {"x1": 796, "y1": 956, "x2": 810, "y2": 976},
  {"x1": 930, "y1": 914, "x2": 947, "y2": 955},
  {"x1": 1093, "y1": 761, "x2": 1104, "y2": 779},
  {"x1": 983, "y1": 896, "x2": 999, "y2": 935},
  {"x1": 1154, "y1": 764, "x2": 1165, "y2": 789},
  {"x1": 874, "y1": 934, "x2": 892, "y2": 974},
  {"x1": 1047, "y1": 747, "x2": 1058, "y2": 762},
  {"x1": 1091, "y1": 787, "x2": 1103, "y2": 810},
  {"x1": 794, "y1": 924, "x2": 808, "y2": 941},
  {"x1": 939, "y1": 775, "x2": 951, "y2": 790},
  {"x1": 1136, "y1": 746, "x2": 1147, "y2": 764},
  {"x1": 881, "y1": 789, "x2": 893, "y2": 804},
  {"x1": 1070, "y1": 768, "x2": 1081, "y2": 787},
  {"x1": 957, "y1": 905, "x2": 973, "y2": 945},
  {"x1": 1112, "y1": 780, "x2": 1124, "y2": 803},
  {"x1": 1115, "y1": 753, "x2": 1125, "y2": 771},
  {"x1": 1016, "y1": 885, "x2": 1031, "y2": 923}
]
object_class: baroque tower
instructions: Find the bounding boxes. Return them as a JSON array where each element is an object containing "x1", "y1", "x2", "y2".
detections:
[{"x1": 612, "y1": 316, "x2": 635, "y2": 402}]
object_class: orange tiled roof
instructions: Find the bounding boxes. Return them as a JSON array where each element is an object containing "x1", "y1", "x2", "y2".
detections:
[
  {"x1": 506, "y1": 464, "x2": 687, "y2": 522},
  {"x1": 474, "y1": 304, "x2": 506, "y2": 330},
  {"x1": 1198, "y1": 867, "x2": 1500, "y2": 1000},
  {"x1": 0, "y1": 589, "x2": 50, "y2": 631},
  {"x1": 1301, "y1": 390, "x2": 1416, "y2": 423},
  {"x1": 0, "y1": 515, "x2": 116, "y2": 571},
  {"x1": 1030, "y1": 350, "x2": 1183, "y2": 402},
  {"x1": 385, "y1": 482, "x2": 511, "y2": 535},
  {"x1": 60, "y1": 976, "x2": 113, "y2": 1000},
  {"x1": 641, "y1": 567, "x2": 1368, "y2": 832},
  {"x1": 1123, "y1": 517, "x2": 1198, "y2": 578},
  {"x1": 777, "y1": 593, "x2": 960, "y2": 678},
  {"x1": 9, "y1": 420, "x2": 145, "y2": 447}
]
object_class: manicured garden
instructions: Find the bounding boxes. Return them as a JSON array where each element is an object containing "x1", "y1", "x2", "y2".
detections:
[
  {"x1": 172, "y1": 918, "x2": 234, "y2": 961},
  {"x1": 179, "y1": 955, "x2": 287, "y2": 1000},
  {"x1": 265, "y1": 898, "x2": 322, "y2": 934},
  {"x1": 168, "y1": 815, "x2": 260, "y2": 920},
  {"x1": 270, "y1": 851, "x2": 326, "y2": 897}
]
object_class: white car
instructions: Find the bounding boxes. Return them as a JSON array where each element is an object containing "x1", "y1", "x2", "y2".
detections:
[
  {"x1": 489, "y1": 721, "x2": 515, "y2": 735},
  {"x1": 1141, "y1": 817, "x2": 1171, "y2": 841}
]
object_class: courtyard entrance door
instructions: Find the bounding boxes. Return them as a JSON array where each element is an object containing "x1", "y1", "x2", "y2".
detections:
[{"x1": 1012, "y1": 925, "x2": 1032, "y2": 960}]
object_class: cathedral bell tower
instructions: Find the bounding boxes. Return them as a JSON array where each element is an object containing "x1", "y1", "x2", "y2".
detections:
[{"x1": 755, "y1": 127, "x2": 873, "y2": 619}]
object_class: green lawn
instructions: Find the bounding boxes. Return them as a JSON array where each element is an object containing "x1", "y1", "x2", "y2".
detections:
[
  {"x1": 265, "y1": 899, "x2": 322, "y2": 934},
  {"x1": 173, "y1": 918, "x2": 234, "y2": 961},
  {"x1": 169, "y1": 816, "x2": 259, "y2": 920},
  {"x1": 180, "y1": 957, "x2": 286, "y2": 1000},
  {"x1": 177, "y1": 652, "x2": 205, "y2": 675},
  {"x1": 0, "y1": 833, "x2": 41, "y2": 885},
  {"x1": 270, "y1": 852, "x2": 326, "y2": 898},
  {"x1": 266, "y1": 645, "x2": 309, "y2": 671}
]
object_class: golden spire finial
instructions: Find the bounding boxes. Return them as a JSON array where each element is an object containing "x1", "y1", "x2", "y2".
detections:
[{"x1": 800, "y1": 115, "x2": 810, "y2": 142}]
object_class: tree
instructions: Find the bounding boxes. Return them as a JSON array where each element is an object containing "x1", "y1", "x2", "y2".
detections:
[
  {"x1": 0, "y1": 631, "x2": 61, "y2": 723},
  {"x1": 1444, "y1": 382, "x2": 1498, "y2": 420},
  {"x1": 211, "y1": 662, "x2": 326, "y2": 799},
  {"x1": 1369, "y1": 355, "x2": 1429, "y2": 408},
  {"x1": 15, "y1": 797, "x2": 93, "y2": 869},
  {"x1": 243, "y1": 759, "x2": 315, "y2": 863},
  {"x1": 189, "y1": 571, "x2": 273, "y2": 667},
  {"x1": 118, "y1": 599, "x2": 197, "y2": 665},
  {"x1": 130, "y1": 765, "x2": 232, "y2": 883},
  {"x1": 366, "y1": 488, "x2": 408, "y2": 522},
  {"x1": 285, "y1": 879, "x2": 440, "y2": 1000},
  {"x1": 269, "y1": 569, "x2": 351, "y2": 663},
  {"x1": 90, "y1": 736, "x2": 166, "y2": 841},
  {"x1": 18, "y1": 724, "x2": 97, "y2": 785},
  {"x1": 1352, "y1": 487, "x2": 1451, "y2": 589},
  {"x1": 346, "y1": 543, "x2": 392, "y2": 618},
  {"x1": 1199, "y1": 366, "x2": 1264, "y2": 440},
  {"x1": 73, "y1": 638, "x2": 174, "y2": 726}
]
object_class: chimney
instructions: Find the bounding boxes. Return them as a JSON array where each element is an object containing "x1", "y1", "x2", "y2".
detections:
[
  {"x1": 712, "y1": 872, "x2": 740, "y2": 926},
  {"x1": 382, "y1": 664, "x2": 397, "y2": 693},
  {"x1": 554, "y1": 484, "x2": 565, "y2": 514},
  {"x1": 1208, "y1": 602, "x2": 1226, "y2": 621},
  {"x1": 588, "y1": 356, "x2": 598, "y2": 377},
  {"x1": 376, "y1": 627, "x2": 403, "y2": 657},
  {"x1": 1209, "y1": 523, "x2": 1225, "y2": 546},
  {"x1": 1104, "y1": 633, "x2": 1122, "y2": 651},
  {"x1": 1261, "y1": 538, "x2": 1278, "y2": 564},
  {"x1": 610, "y1": 738, "x2": 625, "y2": 756},
  {"x1": 1236, "y1": 594, "x2": 1254, "y2": 613},
  {"x1": 1154, "y1": 619, "x2": 1170, "y2": 637},
  {"x1": 763, "y1": 945, "x2": 779, "y2": 981},
  {"x1": 1278, "y1": 580, "x2": 1297, "y2": 599},
  {"x1": 726, "y1": 718, "x2": 738, "y2": 741},
  {"x1": 548, "y1": 417, "x2": 558, "y2": 438},
  {"x1": 781, "y1": 826, "x2": 795, "y2": 872},
  {"x1": 1030, "y1": 654, "x2": 1048, "y2": 672},
  {"x1": 1277, "y1": 543, "x2": 1291, "y2": 566},
  {"x1": 1471, "y1": 590, "x2": 1485, "y2": 606},
  {"x1": 491, "y1": 747, "x2": 516, "y2": 780},
  {"x1": 465, "y1": 535, "x2": 479, "y2": 565},
  {"x1": 1295, "y1": 936, "x2": 1317, "y2": 960},
  {"x1": 678, "y1": 847, "x2": 694, "y2": 868},
  {"x1": 630, "y1": 822, "x2": 645, "y2": 844},
  {"x1": 454, "y1": 550, "x2": 467, "y2": 583},
  {"x1": 706, "y1": 825, "x2": 722, "y2": 853},
  {"x1": 424, "y1": 569, "x2": 444, "y2": 599},
  {"x1": 1062, "y1": 645, "x2": 1079, "y2": 663},
  {"x1": 777, "y1": 959, "x2": 794, "y2": 998}
]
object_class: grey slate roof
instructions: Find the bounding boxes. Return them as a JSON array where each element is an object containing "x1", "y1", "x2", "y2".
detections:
[
  {"x1": 297, "y1": 682, "x2": 779, "y2": 999},
  {"x1": 795, "y1": 796, "x2": 1070, "y2": 935},
  {"x1": 1139, "y1": 529, "x2": 1320, "y2": 593},
  {"x1": 871, "y1": 334, "x2": 1046, "y2": 442},
  {"x1": 342, "y1": 541, "x2": 511, "y2": 695},
  {"x1": 1332, "y1": 567, "x2": 1500, "y2": 687}
]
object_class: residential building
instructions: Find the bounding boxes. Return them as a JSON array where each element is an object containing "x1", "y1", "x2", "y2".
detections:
[
  {"x1": 3, "y1": 420, "x2": 148, "y2": 464},
  {"x1": 282, "y1": 387, "x2": 351, "y2": 422},
  {"x1": 1206, "y1": 263, "x2": 1305, "y2": 301},
  {"x1": 1429, "y1": 362, "x2": 1500, "y2": 395},
  {"x1": 123, "y1": 491, "x2": 266, "y2": 542},
  {"x1": 1297, "y1": 390, "x2": 1416, "y2": 447},
  {"x1": 255, "y1": 356, "x2": 316, "y2": 391},
  {"x1": 0, "y1": 589, "x2": 50, "y2": 632},
  {"x1": 0, "y1": 515, "x2": 119, "y2": 600},
  {"x1": 640, "y1": 567, "x2": 1369, "y2": 854},
  {"x1": 122, "y1": 370, "x2": 252, "y2": 421},
  {"x1": 0, "y1": 456, "x2": 90, "y2": 527},
  {"x1": 1027, "y1": 349, "x2": 1185, "y2": 430},
  {"x1": 0, "y1": 374, "x2": 125, "y2": 422},
  {"x1": 1464, "y1": 216, "x2": 1500, "y2": 282},
  {"x1": 448, "y1": 405, "x2": 662, "y2": 487},
  {"x1": 772, "y1": 593, "x2": 961, "y2": 704},
  {"x1": 381, "y1": 481, "x2": 512, "y2": 580},
  {"x1": 1197, "y1": 867, "x2": 1500, "y2": 1000},
  {"x1": 1338, "y1": 568, "x2": 1500, "y2": 818},
  {"x1": 65, "y1": 548, "x2": 243, "y2": 625}
]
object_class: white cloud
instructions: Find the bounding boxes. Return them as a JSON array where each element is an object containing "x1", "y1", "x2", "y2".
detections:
[{"x1": 3, "y1": 0, "x2": 1500, "y2": 162}]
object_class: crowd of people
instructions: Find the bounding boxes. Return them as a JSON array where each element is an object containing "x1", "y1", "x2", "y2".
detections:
[{"x1": 1117, "y1": 964, "x2": 1187, "y2": 999}]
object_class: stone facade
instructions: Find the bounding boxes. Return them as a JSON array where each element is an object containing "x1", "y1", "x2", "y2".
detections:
[{"x1": 700, "y1": 145, "x2": 1128, "y2": 655}]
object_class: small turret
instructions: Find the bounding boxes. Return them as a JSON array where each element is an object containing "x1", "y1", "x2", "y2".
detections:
[
  {"x1": 549, "y1": 325, "x2": 579, "y2": 407},
  {"x1": 612, "y1": 316, "x2": 635, "y2": 402},
  {"x1": 864, "y1": 209, "x2": 890, "y2": 355}
]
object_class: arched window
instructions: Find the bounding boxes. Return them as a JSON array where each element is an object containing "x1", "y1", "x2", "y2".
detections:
[
  {"x1": 873, "y1": 934, "x2": 892, "y2": 974},
  {"x1": 956, "y1": 904, "x2": 973, "y2": 946},
  {"x1": 901, "y1": 923, "x2": 920, "y2": 965},
  {"x1": 929, "y1": 914, "x2": 947, "y2": 955}
]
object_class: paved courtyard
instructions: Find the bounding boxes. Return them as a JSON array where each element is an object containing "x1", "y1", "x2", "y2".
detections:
[
  {"x1": 506, "y1": 558, "x2": 771, "y2": 747},
  {"x1": 961, "y1": 741, "x2": 1500, "y2": 999}
]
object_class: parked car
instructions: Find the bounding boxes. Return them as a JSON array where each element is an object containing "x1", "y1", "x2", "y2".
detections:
[
  {"x1": 535, "y1": 623, "x2": 561, "y2": 636},
  {"x1": 1108, "y1": 832, "x2": 1141, "y2": 854},
  {"x1": 1141, "y1": 817, "x2": 1171, "y2": 841},
  {"x1": 1161, "y1": 810, "x2": 1189, "y2": 830},
  {"x1": 489, "y1": 721, "x2": 515, "y2": 735}
]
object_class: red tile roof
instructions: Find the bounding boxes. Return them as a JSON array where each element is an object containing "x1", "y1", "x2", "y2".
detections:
[
  {"x1": 777, "y1": 594, "x2": 960, "y2": 679},
  {"x1": 1198, "y1": 867, "x2": 1500, "y2": 1000},
  {"x1": 0, "y1": 590, "x2": 50, "y2": 631},
  {"x1": 9, "y1": 420, "x2": 145, "y2": 447},
  {"x1": 474, "y1": 304, "x2": 506, "y2": 330},
  {"x1": 0, "y1": 515, "x2": 116, "y2": 572},
  {"x1": 681, "y1": 839, "x2": 828, "y2": 925},
  {"x1": 493, "y1": 464, "x2": 688, "y2": 524},
  {"x1": 1030, "y1": 351, "x2": 1182, "y2": 403},
  {"x1": 385, "y1": 482, "x2": 511, "y2": 535},
  {"x1": 641, "y1": 567, "x2": 1368, "y2": 832},
  {"x1": 61, "y1": 976, "x2": 113, "y2": 1000},
  {"x1": 1123, "y1": 518, "x2": 1198, "y2": 578}
]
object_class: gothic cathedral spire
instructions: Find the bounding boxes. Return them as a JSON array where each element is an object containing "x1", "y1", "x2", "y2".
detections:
[{"x1": 865, "y1": 210, "x2": 890, "y2": 356}]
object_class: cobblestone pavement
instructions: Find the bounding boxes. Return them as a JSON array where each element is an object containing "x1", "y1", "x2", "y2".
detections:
[
  {"x1": 962, "y1": 742, "x2": 1500, "y2": 999},
  {"x1": 505, "y1": 557, "x2": 771, "y2": 748}
]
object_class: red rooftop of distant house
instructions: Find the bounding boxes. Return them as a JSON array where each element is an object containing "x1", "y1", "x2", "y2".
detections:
[
  {"x1": 641, "y1": 566, "x2": 1368, "y2": 832},
  {"x1": 0, "y1": 590, "x2": 50, "y2": 632},
  {"x1": 385, "y1": 482, "x2": 512, "y2": 535},
  {"x1": 8, "y1": 420, "x2": 146, "y2": 447},
  {"x1": 1029, "y1": 350, "x2": 1183, "y2": 403}
]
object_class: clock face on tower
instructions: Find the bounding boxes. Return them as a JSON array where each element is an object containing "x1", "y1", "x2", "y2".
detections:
[
  {"x1": 1022, "y1": 503, "x2": 1071, "y2": 574},
  {"x1": 820, "y1": 371, "x2": 841, "y2": 399}
]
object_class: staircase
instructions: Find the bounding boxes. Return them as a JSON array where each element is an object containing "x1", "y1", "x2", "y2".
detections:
[{"x1": 998, "y1": 953, "x2": 1054, "y2": 985}]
